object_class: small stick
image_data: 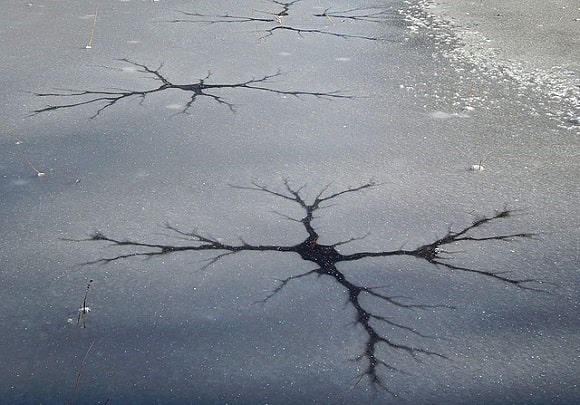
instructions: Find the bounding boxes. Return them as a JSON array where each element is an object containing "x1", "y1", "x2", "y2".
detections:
[
  {"x1": 6, "y1": 131, "x2": 45, "y2": 176},
  {"x1": 18, "y1": 150, "x2": 45, "y2": 176},
  {"x1": 68, "y1": 339, "x2": 96, "y2": 405},
  {"x1": 77, "y1": 279, "x2": 93, "y2": 328},
  {"x1": 85, "y1": 1, "x2": 99, "y2": 49}
]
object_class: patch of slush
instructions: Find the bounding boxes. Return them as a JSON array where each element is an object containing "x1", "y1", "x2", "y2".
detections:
[{"x1": 402, "y1": 0, "x2": 580, "y2": 131}]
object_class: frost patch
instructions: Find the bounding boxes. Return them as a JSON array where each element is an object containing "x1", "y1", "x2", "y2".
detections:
[{"x1": 403, "y1": 0, "x2": 580, "y2": 129}]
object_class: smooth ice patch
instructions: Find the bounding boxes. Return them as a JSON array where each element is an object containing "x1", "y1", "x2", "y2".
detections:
[
  {"x1": 429, "y1": 111, "x2": 470, "y2": 119},
  {"x1": 165, "y1": 104, "x2": 185, "y2": 110},
  {"x1": 11, "y1": 179, "x2": 30, "y2": 186}
]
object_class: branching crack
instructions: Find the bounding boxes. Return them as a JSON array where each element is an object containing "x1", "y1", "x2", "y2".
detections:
[
  {"x1": 69, "y1": 180, "x2": 543, "y2": 394},
  {"x1": 170, "y1": 1, "x2": 389, "y2": 41},
  {"x1": 32, "y1": 60, "x2": 352, "y2": 118}
]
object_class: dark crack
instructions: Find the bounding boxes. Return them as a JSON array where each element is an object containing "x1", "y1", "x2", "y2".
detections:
[
  {"x1": 67, "y1": 180, "x2": 543, "y2": 394},
  {"x1": 32, "y1": 60, "x2": 352, "y2": 118},
  {"x1": 313, "y1": 6, "x2": 404, "y2": 23},
  {"x1": 170, "y1": 1, "x2": 387, "y2": 41}
]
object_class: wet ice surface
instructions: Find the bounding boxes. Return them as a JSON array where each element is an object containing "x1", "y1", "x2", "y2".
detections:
[{"x1": 1, "y1": 0, "x2": 578, "y2": 404}]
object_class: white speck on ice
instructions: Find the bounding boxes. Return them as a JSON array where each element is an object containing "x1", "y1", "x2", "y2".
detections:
[{"x1": 469, "y1": 164, "x2": 485, "y2": 171}]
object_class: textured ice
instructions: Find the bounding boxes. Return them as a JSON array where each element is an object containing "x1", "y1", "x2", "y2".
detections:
[{"x1": 0, "y1": 0, "x2": 578, "y2": 403}]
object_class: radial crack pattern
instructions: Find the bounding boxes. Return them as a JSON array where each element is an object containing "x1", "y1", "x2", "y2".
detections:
[
  {"x1": 71, "y1": 180, "x2": 541, "y2": 394},
  {"x1": 33, "y1": 60, "x2": 352, "y2": 118},
  {"x1": 171, "y1": 1, "x2": 387, "y2": 41}
]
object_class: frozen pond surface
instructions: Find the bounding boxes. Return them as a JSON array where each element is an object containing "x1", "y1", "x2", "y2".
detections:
[{"x1": 1, "y1": 0, "x2": 578, "y2": 403}]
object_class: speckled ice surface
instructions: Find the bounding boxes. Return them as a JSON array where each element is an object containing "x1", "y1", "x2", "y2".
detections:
[{"x1": 1, "y1": 1, "x2": 578, "y2": 404}]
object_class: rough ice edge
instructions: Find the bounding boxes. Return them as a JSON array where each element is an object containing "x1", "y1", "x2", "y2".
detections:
[{"x1": 400, "y1": 0, "x2": 580, "y2": 131}]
